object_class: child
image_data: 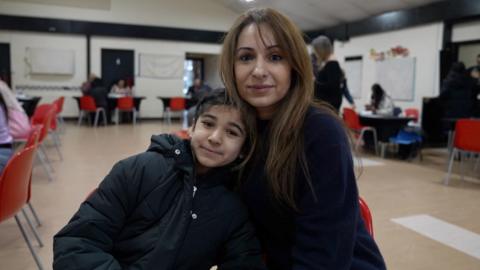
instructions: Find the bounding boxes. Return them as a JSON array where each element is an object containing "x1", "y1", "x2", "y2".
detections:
[{"x1": 53, "y1": 89, "x2": 265, "y2": 270}]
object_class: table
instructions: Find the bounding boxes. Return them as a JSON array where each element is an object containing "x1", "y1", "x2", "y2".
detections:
[
  {"x1": 16, "y1": 96, "x2": 41, "y2": 117},
  {"x1": 359, "y1": 114, "x2": 415, "y2": 142}
]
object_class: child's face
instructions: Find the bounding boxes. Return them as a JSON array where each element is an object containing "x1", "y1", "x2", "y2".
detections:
[{"x1": 190, "y1": 105, "x2": 246, "y2": 173}]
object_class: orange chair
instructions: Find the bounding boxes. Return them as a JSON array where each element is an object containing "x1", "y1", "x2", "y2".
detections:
[
  {"x1": 0, "y1": 145, "x2": 44, "y2": 269},
  {"x1": 165, "y1": 97, "x2": 186, "y2": 125},
  {"x1": 404, "y1": 108, "x2": 419, "y2": 123},
  {"x1": 24, "y1": 127, "x2": 43, "y2": 227},
  {"x1": 172, "y1": 129, "x2": 190, "y2": 140},
  {"x1": 359, "y1": 197, "x2": 374, "y2": 237},
  {"x1": 115, "y1": 96, "x2": 137, "y2": 125},
  {"x1": 444, "y1": 119, "x2": 480, "y2": 185},
  {"x1": 78, "y1": 96, "x2": 107, "y2": 127},
  {"x1": 343, "y1": 108, "x2": 378, "y2": 154}
]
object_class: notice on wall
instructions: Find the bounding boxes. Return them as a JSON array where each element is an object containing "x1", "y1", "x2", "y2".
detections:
[
  {"x1": 27, "y1": 47, "x2": 75, "y2": 75},
  {"x1": 375, "y1": 57, "x2": 416, "y2": 101},
  {"x1": 139, "y1": 53, "x2": 183, "y2": 79}
]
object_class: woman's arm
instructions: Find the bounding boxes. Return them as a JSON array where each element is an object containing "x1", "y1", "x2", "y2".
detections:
[
  {"x1": 292, "y1": 112, "x2": 359, "y2": 270},
  {"x1": 53, "y1": 159, "x2": 138, "y2": 270}
]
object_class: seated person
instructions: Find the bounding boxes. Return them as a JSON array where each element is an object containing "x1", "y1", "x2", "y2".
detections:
[
  {"x1": 440, "y1": 62, "x2": 477, "y2": 118},
  {"x1": 81, "y1": 73, "x2": 98, "y2": 95},
  {"x1": 365, "y1": 83, "x2": 395, "y2": 116},
  {"x1": 110, "y1": 79, "x2": 132, "y2": 95},
  {"x1": 88, "y1": 78, "x2": 111, "y2": 123},
  {"x1": 53, "y1": 89, "x2": 266, "y2": 270},
  {"x1": 187, "y1": 78, "x2": 211, "y2": 125},
  {"x1": 0, "y1": 93, "x2": 13, "y2": 174}
]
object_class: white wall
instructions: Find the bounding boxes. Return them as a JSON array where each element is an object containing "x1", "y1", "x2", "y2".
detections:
[
  {"x1": 452, "y1": 20, "x2": 480, "y2": 43},
  {"x1": 458, "y1": 43, "x2": 480, "y2": 68},
  {"x1": 0, "y1": 30, "x2": 87, "y2": 117},
  {"x1": 334, "y1": 22, "x2": 444, "y2": 113},
  {"x1": 204, "y1": 54, "x2": 223, "y2": 89},
  {"x1": 91, "y1": 36, "x2": 221, "y2": 118},
  {"x1": 0, "y1": 0, "x2": 238, "y2": 31}
]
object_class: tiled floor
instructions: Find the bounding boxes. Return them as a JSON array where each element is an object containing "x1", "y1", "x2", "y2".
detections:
[{"x1": 1, "y1": 122, "x2": 479, "y2": 269}]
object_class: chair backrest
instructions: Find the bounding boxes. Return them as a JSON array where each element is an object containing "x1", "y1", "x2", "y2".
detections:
[
  {"x1": 173, "y1": 130, "x2": 190, "y2": 140},
  {"x1": 404, "y1": 108, "x2": 419, "y2": 122},
  {"x1": 454, "y1": 119, "x2": 480, "y2": 152},
  {"x1": 24, "y1": 125, "x2": 42, "y2": 149},
  {"x1": 0, "y1": 146, "x2": 36, "y2": 222},
  {"x1": 359, "y1": 197, "x2": 374, "y2": 237},
  {"x1": 80, "y1": 96, "x2": 98, "y2": 111},
  {"x1": 169, "y1": 97, "x2": 186, "y2": 111},
  {"x1": 343, "y1": 108, "x2": 363, "y2": 131},
  {"x1": 117, "y1": 96, "x2": 134, "y2": 110},
  {"x1": 53, "y1": 96, "x2": 65, "y2": 114},
  {"x1": 31, "y1": 103, "x2": 56, "y2": 135}
]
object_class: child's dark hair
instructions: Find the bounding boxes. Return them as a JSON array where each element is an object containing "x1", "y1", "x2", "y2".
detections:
[{"x1": 193, "y1": 88, "x2": 257, "y2": 169}]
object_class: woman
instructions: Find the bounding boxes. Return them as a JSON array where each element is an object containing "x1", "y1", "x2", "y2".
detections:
[
  {"x1": 311, "y1": 35, "x2": 343, "y2": 112},
  {"x1": 220, "y1": 8, "x2": 385, "y2": 270},
  {"x1": 367, "y1": 83, "x2": 395, "y2": 116}
]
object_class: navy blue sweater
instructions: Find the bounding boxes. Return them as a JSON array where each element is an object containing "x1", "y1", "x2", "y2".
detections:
[{"x1": 241, "y1": 107, "x2": 386, "y2": 269}]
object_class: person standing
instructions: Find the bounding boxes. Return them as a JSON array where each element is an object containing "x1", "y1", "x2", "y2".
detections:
[
  {"x1": 311, "y1": 35, "x2": 343, "y2": 112},
  {"x1": 220, "y1": 7, "x2": 385, "y2": 270}
]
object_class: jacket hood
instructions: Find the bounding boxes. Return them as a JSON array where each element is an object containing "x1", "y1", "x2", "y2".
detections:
[
  {"x1": 148, "y1": 133, "x2": 184, "y2": 154},
  {"x1": 147, "y1": 134, "x2": 194, "y2": 173}
]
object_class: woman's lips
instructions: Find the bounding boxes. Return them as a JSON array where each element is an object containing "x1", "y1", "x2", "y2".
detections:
[{"x1": 248, "y1": 84, "x2": 274, "y2": 90}]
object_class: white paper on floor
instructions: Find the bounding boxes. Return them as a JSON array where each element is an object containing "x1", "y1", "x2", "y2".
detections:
[{"x1": 354, "y1": 158, "x2": 384, "y2": 167}]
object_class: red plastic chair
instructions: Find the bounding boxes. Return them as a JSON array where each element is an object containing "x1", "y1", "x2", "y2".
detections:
[
  {"x1": 165, "y1": 97, "x2": 186, "y2": 125},
  {"x1": 53, "y1": 97, "x2": 65, "y2": 131},
  {"x1": 78, "y1": 96, "x2": 106, "y2": 127},
  {"x1": 172, "y1": 129, "x2": 190, "y2": 140},
  {"x1": 404, "y1": 108, "x2": 419, "y2": 123},
  {"x1": 359, "y1": 197, "x2": 374, "y2": 237},
  {"x1": 31, "y1": 103, "x2": 62, "y2": 161},
  {"x1": 0, "y1": 145, "x2": 44, "y2": 269},
  {"x1": 343, "y1": 108, "x2": 378, "y2": 154},
  {"x1": 24, "y1": 127, "x2": 43, "y2": 228},
  {"x1": 444, "y1": 119, "x2": 480, "y2": 185},
  {"x1": 116, "y1": 96, "x2": 137, "y2": 125}
]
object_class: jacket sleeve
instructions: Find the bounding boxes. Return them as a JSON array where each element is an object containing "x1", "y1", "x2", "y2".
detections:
[
  {"x1": 53, "y1": 159, "x2": 138, "y2": 270},
  {"x1": 217, "y1": 202, "x2": 267, "y2": 270},
  {"x1": 291, "y1": 113, "x2": 359, "y2": 270}
]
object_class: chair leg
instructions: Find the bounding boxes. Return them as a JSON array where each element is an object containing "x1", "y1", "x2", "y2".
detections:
[
  {"x1": 460, "y1": 151, "x2": 465, "y2": 182},
  {"x1": 356, "y1": 130, "x2": 365, "y2": 152},
  {"x1": 116, "y1": 109, "x2": 120, "y2": 125},
  {"x1": 51, "y1": 131, "x2": 63, "y2": 161},
  {"x1": 39, "y1": 145, "x2": 54, "y2": 172},
  {"x1": 36, "y1": 152, "x2": 54, "y2": 182},
  {"x1": 133, "y1": 110, "x2": 137, "y2": 125},
  {"x1": 77, "y1": 111, "x2": 84, "y2": 126},
  {"x1": 101, "y1": 109, "x2": 107, "y2": 126},
  {"x1": 94, "y1": 111, "x2": 100, "y2": 127},
  {"x1": 21, "y1": 209, "x2": 43, "y2": 247},
  {"x1": 371, "y1": 129, "x2": 379, "y2": 156},
  {"x1": 14, "y1": 215, "x2": 44, "y2": 270},
  {"x1": 444, "y1": 148, "x2": 457, "y2": 185},
  {"x1": 28, "y1": 202, "x2": 42, "y2": 227}
]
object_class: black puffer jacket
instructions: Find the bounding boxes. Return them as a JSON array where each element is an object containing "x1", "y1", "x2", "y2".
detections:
[{"x1": 53, "y1": 134, "x2": 265, "y2": 270}]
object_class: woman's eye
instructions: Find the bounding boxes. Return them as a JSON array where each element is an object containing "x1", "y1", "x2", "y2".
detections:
[
  {"x1": 270, "y1": 54, "x2": 283, "y2": 61},
  {"x1": 238, "y1": 54, "x2": 254, "y2": 62}
]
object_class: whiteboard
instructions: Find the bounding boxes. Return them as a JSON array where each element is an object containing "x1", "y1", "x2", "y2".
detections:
[
  {"x1": 139, "y1": 53, "x2": 183, "y2": 79},
  {"x1": 28, "y1": 47, "x2": 75, "y2": 75},
  {"x1": 344, "y1": 58, "x2": 363, "y2": 99},
  {"x1": 375, "y1": 57, "x2": 415, "y2": 101}
]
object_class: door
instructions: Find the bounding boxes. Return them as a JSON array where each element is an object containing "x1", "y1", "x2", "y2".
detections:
[
  {"x1": 101, "y1": 49, "x2": 134, "y2": 90},
  {"x1": 0, "y1": 43, "x2": 11, "y2": 87}
]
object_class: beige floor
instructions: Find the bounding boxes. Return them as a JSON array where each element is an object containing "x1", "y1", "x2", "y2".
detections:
[{"x1": 1, "y1": 121, "x2": 479, "y2": 270}]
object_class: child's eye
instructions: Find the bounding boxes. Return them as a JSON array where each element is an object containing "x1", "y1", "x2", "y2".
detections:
[
  {"x1": 201, "y1": 120, "x2": 214, "y2": 128},
  {"x1": 226, "y1": 129, "x2": 239, "y2": 137}
]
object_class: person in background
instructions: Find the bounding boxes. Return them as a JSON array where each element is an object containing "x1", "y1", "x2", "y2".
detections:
[
  {"x1": 366, "y1": 83, "x2": 395, "y2": 116},
  {"x1": 187, "y1": 78, "x2": 211, "y2": 125},
  {"x1": 341, "y1": 69, "x2": 356, "y2": 109},
  {"x1": 220, "y1": 7, "x2": 385, "y2": 270},
  {"x1": 88, "y1": 78, "x2": 111, "y2": 124},
  {"x1": 0, "y1": 92, "x2": 13, "y2": 174},
  {"x1": 53, "y1": 89, "x2": 266, "y2": 270},
  {"x1": 311, "y1": 35, "x2": 343, "y2": 112},
  {"x1": 81, "y1": 73, "x2": 98, "y2": 95},
  {"x1": 110, "y1": 79, "x2": 132, "y2": 95},
  {"x1": 0, "y1": 78, "x2": 31, "y2": 140},
  {"x1": 440, "y1": 62, "x2": 477, "y2": 118}
]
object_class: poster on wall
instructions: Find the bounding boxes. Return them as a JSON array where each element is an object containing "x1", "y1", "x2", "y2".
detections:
[
  {"x1": 375, "y1": 57, "x2": 416, "y2": 101},
  {"x1": 344, "y1": 56, "x2": 363, "y2": 99},
  {"x1": 27, "y1": 47, "x2": 75, "y2": 75},
  {"x1": 139, "y1": 53, "x2": 183, "y2": 79}
]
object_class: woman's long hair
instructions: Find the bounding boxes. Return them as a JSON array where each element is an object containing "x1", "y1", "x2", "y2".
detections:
[
  {"x1": 220, "y1": 8, "x2": 327, "y2": 210},
  {"x1": 371, "y1": 83, "x2": 385, "y2": 110}
]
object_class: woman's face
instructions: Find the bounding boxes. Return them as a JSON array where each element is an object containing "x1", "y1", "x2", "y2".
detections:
[{"x1": 234, "y1": 24, "x2": 291, "y2": 119}]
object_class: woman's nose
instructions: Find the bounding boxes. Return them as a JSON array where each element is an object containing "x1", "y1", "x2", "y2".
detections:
[{"x1": 252, "y1": 60, "x2": 267, "y2": 78}]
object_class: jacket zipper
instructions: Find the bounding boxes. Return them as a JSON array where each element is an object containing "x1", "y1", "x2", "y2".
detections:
[{"x1": 191, "y1": 185, "x2": 198, "y2": 220}]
